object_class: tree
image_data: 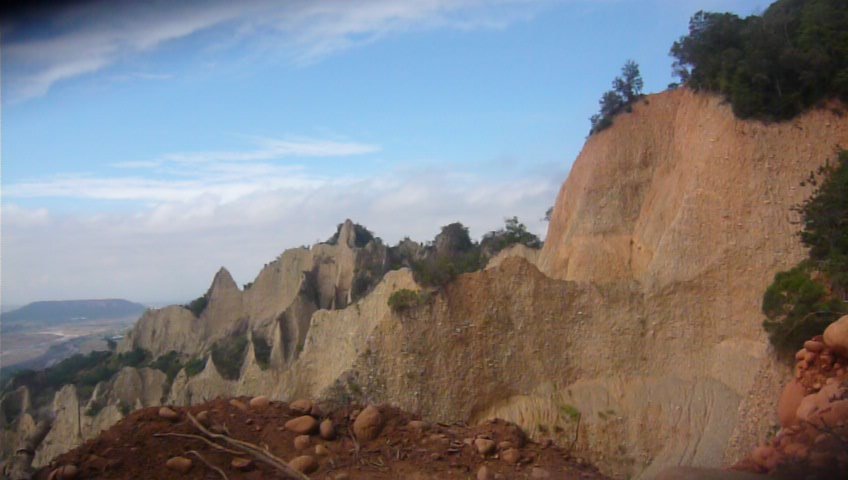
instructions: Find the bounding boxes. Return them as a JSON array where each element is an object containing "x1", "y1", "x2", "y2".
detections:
[
  {"x1": 669, "y1": 0, "x2": 848, "y2": 120},
  {"x1": 589, "y1": 60, "x2": 644, "y2": 135},
  {"x1": 614, "y1": 60, "x2": 644, "y2": 104}
]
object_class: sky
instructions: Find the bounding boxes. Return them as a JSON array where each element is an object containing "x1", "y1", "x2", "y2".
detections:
[{"x1": 1, "y1": 0, "x2": 767, "y2": 306}]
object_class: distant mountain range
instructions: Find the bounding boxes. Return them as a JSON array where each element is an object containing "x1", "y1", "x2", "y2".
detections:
[{"x1": 1, "y1": 299, "x2": 147, "y2": 329}]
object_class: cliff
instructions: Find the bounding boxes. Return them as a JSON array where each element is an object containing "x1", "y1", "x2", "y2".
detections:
[{"x1": 11, "y1": 89, "x2": 848, "y2": 478}]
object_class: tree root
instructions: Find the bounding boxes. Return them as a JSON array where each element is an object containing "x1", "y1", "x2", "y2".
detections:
[
  {"x1": 153, "y1": 432, "x2": 243, "y2": 455},
  {"x1": 185, "y1": 411, "x2": 311, "y2": 480},
  {"x1": 187, "y1": 450, "x2": 229, "y2": 480}
]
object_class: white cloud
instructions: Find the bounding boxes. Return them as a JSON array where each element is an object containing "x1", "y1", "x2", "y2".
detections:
[
  {"x1": 1, "y1": 161, "x2": 565, "y2": 305},
  {"x1": 4, "y1": 0, "x2": 550, "y2": 102}
]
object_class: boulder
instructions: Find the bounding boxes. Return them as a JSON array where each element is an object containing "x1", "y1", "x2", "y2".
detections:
[
  {"x1": 823, "y1": 315, "x2": 848, "y2": 356},
  {"x1": 353, "y1": 405, "x2": 383, "y2": 442}
]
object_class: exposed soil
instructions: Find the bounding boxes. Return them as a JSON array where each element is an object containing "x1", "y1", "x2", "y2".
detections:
[{"x1": 35, "y1": 398, "x2": 610, "y2": 479}]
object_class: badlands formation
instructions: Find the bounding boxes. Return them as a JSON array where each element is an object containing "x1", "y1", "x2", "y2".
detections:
[{"x1": 4, "y1": 88, "x2": 848, "y2": 479}]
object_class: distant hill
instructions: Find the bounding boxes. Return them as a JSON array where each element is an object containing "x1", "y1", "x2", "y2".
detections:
[{"x1": 1, "y1": 299, "x2": 146, "y2": 328}]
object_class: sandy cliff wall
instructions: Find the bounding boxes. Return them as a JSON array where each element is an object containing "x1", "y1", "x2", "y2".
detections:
[{"x1": 350, "y1": 89, "x2": 848, "y2": 478}]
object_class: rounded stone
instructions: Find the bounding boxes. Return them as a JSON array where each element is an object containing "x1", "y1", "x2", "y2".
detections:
[
  {"x1": 477, "y1": 465, "x2": 493, "y2": 480},
  {"x1": 285, "y1": 415, "x2": 319, "y2": 434},
  {"x1": 290, "y1": 399, "x2": 313, "y2": 415},
  {"x1": 320, "y1": 418, "x2": 336, "y2": 440},
  {"x1": 823, "y1": 315, "x2": 848, "y2": 356},
  {"x1": 165, "y1": 456, "x2": 193, "y2": 474},
  {"x1": 315, "y1": 444, "x2": 330, "y2": 456},
  {"x1": 249, "y1": 395, "x2": 270, "y2": 409},
  {"x1": 353, "y1": 405, "x2": 384, "y2": 442},
  {"x1": 294, "y1": 434, "x2": 311, "y2": 450},
  {"x1": 474, "y1": 438, "x2": 496, "y2": 455},
  {"x1": 500, "y1": 448, "x2": 520, "y2": 464},
  {"x1": 158, "y1": 407, "x2": 179, "y2": 421},
  {"x1": 288, "y1": 455, "x2": 318, "y2": 474},
  {"x1": 230, "y1": 458, "x2": 253, "y2": 471}
]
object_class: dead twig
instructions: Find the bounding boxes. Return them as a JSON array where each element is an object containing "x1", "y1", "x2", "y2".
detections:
[
  {"x1": 185, "y1": 411, "x2": 310, "y2": 480},
  {"x1": 347, "y1": 423, "x2": 361, "y2": 459},
  {"x1": 153, "y1": 432, "x2": 242, "y2": 455},
  {"x1": 187, "y1": 450, "x2": 229, "y2": 480}
]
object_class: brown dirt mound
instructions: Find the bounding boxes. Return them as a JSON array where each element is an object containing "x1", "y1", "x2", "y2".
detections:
[{"x1": 35, "y1": 398, "x2": 610, "y2": 479}]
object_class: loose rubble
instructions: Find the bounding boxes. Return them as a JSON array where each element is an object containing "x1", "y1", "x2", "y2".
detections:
[{"x1": 32, "y1": 397, "x2": 609, "y2": 479}]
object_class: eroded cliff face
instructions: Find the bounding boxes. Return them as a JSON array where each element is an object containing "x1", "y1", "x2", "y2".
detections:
[
  {"x1": 18, "y1": 90, "x2": 848, "y2": 478},
  {"x1": 337, "y1": 90, "x2": 848, "y2": 478}
]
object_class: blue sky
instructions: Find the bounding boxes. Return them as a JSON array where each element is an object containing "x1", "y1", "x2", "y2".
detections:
[{"x1": 1, "y1": 0, "x2": 766, "y2": 305}]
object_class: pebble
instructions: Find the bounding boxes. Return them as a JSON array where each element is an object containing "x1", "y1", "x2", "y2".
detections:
[
  {"x1": 294, "y1": 434, "x2": 311, "y2": 450},
  {"x1": 501, "y1": 448, "x2": 521, "y2": 464},
  {"x1": 285, "y1": 415, "x2": 319, "y2": 434},
  {"x1": 353, "y1": 405, "x2": 384, "y2": 441},
  {"x1": 290, "y1": 398, "x2": 313, "y2": 415},
  {"x1": 497, "y1": 441, "x2": 513, "y2": 451},
  {"x1": 158, "y1": 407, "x2": 179, "y2": 421},
  {"x1": 249, "y1": 395, "x2": 270, "y2": 409},
  {"x1": 475, "y1": 438, "x2": 496, "y2": 455},
  {"x1": 230, "y1": 458, "x2": 253, "y2": 471},
  {"x1": 288, "y1": 455, "x2": 318, "y2": 474},
  {"x1": 195, "y1": 410, "x2": 209, "y2": 423},
  {"x1": 320, "y1": 418, "x2": 336, "y2": 440},
  {"x1": 165, "y1": 456, "x2": 193, "y2": 474},
  {"x1": 315, "y1": 444, "x2": 330, "y2": 456}
]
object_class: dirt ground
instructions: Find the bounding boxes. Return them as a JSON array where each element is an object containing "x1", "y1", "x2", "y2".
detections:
[{"x1": 35, "y1": 398, "x2": 611, "y2": 479}]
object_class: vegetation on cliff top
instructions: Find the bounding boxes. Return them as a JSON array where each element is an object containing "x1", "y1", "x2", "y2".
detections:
[
  {"x1": 671, "y1": 0, "x2": 848, "y2": 120},
  {"x1": 589, "y1": 60, "x2": 644, "y2": 135},
  {"x1": 763, "y1": 150, "x2": 848, "y2": 356}
]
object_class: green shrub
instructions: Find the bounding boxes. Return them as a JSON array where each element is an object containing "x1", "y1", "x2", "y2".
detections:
[
  {"x1": 480, "y1": 216, "x2": 542, "y2": 256},
  {"x1": 149, "y1": 351, "x2": 184, "y2": 382},
  {"x1": 184, "y1": 357, "x2": 206, "y2": 377},
  {"x1": 762, "y1": 264, "x2": 842, "y2": 355},
  {"x1": 211, "y1": 335, "x2": 248, "y2": 380},
  {"x1": 184, "y1": 291, "x2": 209, "y2": 317},
  {"x1": 762, "y1": 150, "x2": 848, "y2": 356},
  {"x1": 252, "y1": 334, "x2": 272, "y2": 370},
  {"x1": 388, "y1": 289, "x2": 429, "y2": 312}
]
